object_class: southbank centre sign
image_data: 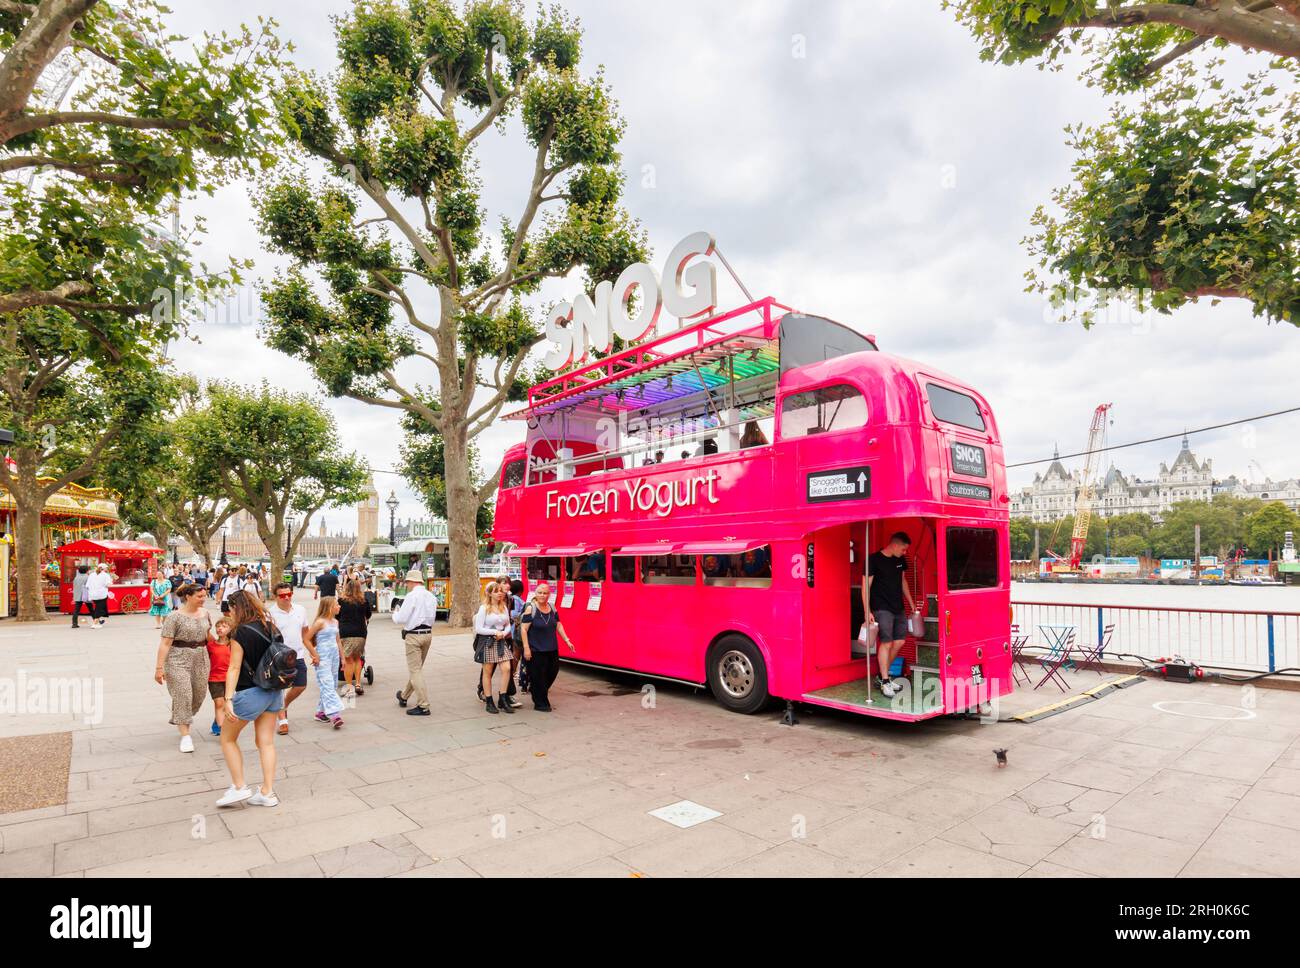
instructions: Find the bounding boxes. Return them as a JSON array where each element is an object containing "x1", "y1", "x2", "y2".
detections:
[{"x1": 543, "y1": 230, "x2": 720, "y2": 370}]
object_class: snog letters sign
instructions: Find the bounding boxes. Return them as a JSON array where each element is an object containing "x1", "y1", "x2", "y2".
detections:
[{"x1": 543, "y1": 231, "x2": 719, "y2": 370}]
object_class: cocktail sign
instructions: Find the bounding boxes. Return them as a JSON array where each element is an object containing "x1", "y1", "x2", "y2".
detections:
[{"x1": 543, "y1": 231, "x2": 718, "y2": 370}]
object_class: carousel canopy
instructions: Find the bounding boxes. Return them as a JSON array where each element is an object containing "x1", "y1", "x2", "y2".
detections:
[
  {"x1": 58, "y1": 538, "x2": 163, "y2": 557},
  {"x1": 0, "y1": 478, "x2": 120, "y2": 524}
]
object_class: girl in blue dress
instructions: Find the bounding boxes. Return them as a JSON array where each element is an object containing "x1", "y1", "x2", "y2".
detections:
[{"x1": 305, "y1": 596, "x2": 345, "y2": 728}]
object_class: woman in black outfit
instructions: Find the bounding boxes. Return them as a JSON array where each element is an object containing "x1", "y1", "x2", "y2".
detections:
[
  {"x1": 337, "y1": 578, "x2": 372, "y2": 697},
  {"x1": 216, "y1": 590, "x2": 284, "y2": 808},
  {"x1": 519, "y1": 583, "x2": 576, "y2": 712}
]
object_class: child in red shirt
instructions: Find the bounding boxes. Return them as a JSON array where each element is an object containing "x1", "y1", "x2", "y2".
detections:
[{"x1": 207, "y1": 618, "x2": 232, "y2": 736}]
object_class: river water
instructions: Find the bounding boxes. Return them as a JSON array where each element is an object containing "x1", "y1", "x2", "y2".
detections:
[{"x1": 1009, "y1": 581, "x2": 1300, "y2": 673}]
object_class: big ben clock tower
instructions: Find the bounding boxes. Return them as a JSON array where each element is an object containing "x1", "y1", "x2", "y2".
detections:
[{"x1": 356, "y1": 473, "x2": 379, "y2": 552}]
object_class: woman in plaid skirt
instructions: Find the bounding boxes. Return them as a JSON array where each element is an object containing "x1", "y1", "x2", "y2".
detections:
[{"x1": 474, "y1": 582, "x2": 514, "y2": 715}]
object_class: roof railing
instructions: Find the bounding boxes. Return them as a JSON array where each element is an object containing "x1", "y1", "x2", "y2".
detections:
[{"x1": 526, "y1": 296, "x2": 792, "y2": 410}]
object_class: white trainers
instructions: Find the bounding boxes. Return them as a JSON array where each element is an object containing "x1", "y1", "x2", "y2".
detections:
[
  {"x1": 248, "y1": 790, "x2": 279, "y2": 808},
  {"x1": 216, "y1": 785, "x2": 253, "y2": 807},
  {"x1": 878, "y1": 678, "x2": 898, "y2": 698},
  {"x1": 179, "y1": 735, "x2": 194, "y2": 753}
]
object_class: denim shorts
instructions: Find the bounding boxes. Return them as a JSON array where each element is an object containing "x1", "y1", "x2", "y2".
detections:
[
  {"x1": 292, "y1": 658, "x2": 308, "y2": 688},
  {"x1": 873, "y1": 609, "x2": 910, "y2": 642},
  {"x1": 230, "y1": 686, "x2": 285, "y2": 721}
]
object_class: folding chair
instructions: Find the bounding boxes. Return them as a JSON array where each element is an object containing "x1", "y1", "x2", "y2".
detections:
[
  {"x1": 1010, "y1": 624, "x2": 1034, "y2": 686},
  {"x1": 1075, "y1": 623, "x2": 1114, "y2": 676},
  {"x1": 1034, "y1": 628, "x2": 1076, "y2": 692}
]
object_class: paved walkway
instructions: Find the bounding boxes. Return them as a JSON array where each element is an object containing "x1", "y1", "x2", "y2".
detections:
[{"x1": 2, "y1": 591, "x2": 1299, "y2": 877}]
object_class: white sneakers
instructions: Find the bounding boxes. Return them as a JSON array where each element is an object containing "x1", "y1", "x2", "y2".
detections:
[
  {"x1": 877, "y1": 678, "x2": 907, "y2": 699},
  {"x1": 179, "y1": 735, "x2": 194, "y2": 753},
  {"x1": 216, "y1": 785, "x2": 279, "y2": 808},
  {"x1": 216, "y1": 785, "x2": 252, "y2": 807}
]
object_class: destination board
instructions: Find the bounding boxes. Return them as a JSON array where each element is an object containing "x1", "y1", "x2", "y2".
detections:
[{"x1": 947, "y1": 481, "x2": 992, "y2": 501}]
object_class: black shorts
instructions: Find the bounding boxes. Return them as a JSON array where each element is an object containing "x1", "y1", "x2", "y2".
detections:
[{"x1": 292, "y1": 658, "x2": 308, "y2": 688}]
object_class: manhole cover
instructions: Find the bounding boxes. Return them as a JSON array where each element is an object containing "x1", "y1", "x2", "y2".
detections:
[{"x1": 1153, "y1": 700, "x2": 1255, "y2": 721}]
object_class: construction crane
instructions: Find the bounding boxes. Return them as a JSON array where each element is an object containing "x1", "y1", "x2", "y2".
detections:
[{"x1": 1069, "y1": 403, "x2": 1113, "y2": 570}]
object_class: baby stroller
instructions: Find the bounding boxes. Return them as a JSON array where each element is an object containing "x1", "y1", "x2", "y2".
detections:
[{"x1": 337, "y1": 651, "x2": 375, "y2": 689}]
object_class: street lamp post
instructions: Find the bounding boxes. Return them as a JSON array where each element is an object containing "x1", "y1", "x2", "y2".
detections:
[
  {"x1": 219, "y1": 526, "x2": 228, "y2": 567},
  {"x1": 168, "y1": 534, "x2": 180, "y2": 566},
  {"x1": 285, "y1": 515, "x2": 296, "y2": 583},
  {"x1": 386, "y1": 491, "x2": 399, "y2": 546}
]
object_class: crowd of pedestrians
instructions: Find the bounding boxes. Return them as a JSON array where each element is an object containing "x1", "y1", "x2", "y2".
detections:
[{"x1": 150, "y1": 560, "x2": 566, "y2": 809}]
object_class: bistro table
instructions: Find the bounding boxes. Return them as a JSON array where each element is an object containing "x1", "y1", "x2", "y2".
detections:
[{"x1": 1035, "y1": 623, "x2": 1078, "y2": 691}]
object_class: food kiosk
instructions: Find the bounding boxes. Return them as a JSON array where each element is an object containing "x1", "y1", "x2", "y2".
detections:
[{"x1": 56, "y1": 538, "x2": 163, "y2": 614}]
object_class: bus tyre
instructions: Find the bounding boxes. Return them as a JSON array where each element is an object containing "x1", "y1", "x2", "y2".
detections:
[{"x1": 707, "y1": 636, "x2": 770, "y2": 714}]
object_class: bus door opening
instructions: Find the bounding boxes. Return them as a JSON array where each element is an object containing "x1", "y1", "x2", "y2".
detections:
[
  {"x1": 855, "y1": 519, "x2": 941, "y2": 711},
  {"x1": 936, "y1": 521, "x2": 1009, "y2": 713}
]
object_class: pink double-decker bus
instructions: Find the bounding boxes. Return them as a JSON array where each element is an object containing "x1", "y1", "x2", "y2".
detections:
[{"x1": 493, "y1": 296, "x2": 1011, "y2": 722}]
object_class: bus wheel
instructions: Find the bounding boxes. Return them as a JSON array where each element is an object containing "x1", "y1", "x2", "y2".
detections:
[{"x1": 707, "y1": 636, "x2": 769, "y2": 714}]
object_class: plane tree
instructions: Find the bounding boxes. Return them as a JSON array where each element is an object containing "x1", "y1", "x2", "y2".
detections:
[
  {"x1": 946, "y1": 1, "x2": 1300, "y2": 326},
  {"x1": 258, "y1": 0, "x2": 646, "y2": 624}
]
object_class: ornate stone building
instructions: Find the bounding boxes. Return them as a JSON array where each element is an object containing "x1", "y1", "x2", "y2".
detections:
[
  {"x1": 182, "y1": 507, "x2": 358, "y2": 563},
  {"x1": 1215, "y1": 476, "x2": 1300, "y2": 513},
  {"x1": 1011, "y1": 436, "x2": 1217, "y2": 524}
]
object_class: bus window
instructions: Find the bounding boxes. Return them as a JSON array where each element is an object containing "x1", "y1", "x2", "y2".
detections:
[
  {"x1": 926, "y1": 384, "x2": 986, "y2": 432},
  {"x1": 946, "y1": 528, "x2": 999, "y2": 589},
  {"x1": 703, "y1": 545, "x2": 772, "y2": 588},
  {"x1": 611, "y1": 556, "x2": 637, "y2": 583},
  {"x1": 780, "y1": 384, "x2": 867, "y2": 438},
  {"x1": 643, "y1": 554, "x2": 696, "y2": 585},
  {"x1": 527, "y1": 556, "x2": 562, "y2": 583},
  {"x1": 701, "y1": 554, "x2": 734, "y2": 579},
  {"x1": 502, "y1": 458, "x2": 525, "y2": 489},
  {"x1": 567, "y1": 551, "x2": 606, "y2": 582}
]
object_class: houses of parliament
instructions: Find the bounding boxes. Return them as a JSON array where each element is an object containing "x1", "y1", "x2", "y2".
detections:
[{"x1": 179, "y1": 474, "x2": 382, "y2": 563}]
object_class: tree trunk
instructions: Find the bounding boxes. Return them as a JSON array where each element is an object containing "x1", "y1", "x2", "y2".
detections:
[
  {"x1": 12, "y1": 484, "x2": 48, "y2": 622},
  {"x1": 268, "y1": 544, "x2": 285, "y2": 601},
  {"x1": 443, "y1": 428, "x2": 481, "y2": 627},
  {"x1": 256, "y1": 521, "x2": 285, "y2": 601}
]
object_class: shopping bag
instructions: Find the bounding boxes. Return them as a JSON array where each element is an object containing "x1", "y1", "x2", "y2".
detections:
[
  {"x1": 908, "y1": 612, "x2": 925, "y2": 639},
  {"x1": 857, "y1": 621, "x2": 879, "y2": 652}
]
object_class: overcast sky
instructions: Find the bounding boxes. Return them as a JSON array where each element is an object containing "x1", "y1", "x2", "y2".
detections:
[{"x1": 160, "y1": 0, "x2": 1299, "y2": 534}]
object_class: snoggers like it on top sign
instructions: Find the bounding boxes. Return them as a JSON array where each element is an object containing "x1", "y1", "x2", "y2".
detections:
[{"x1": 543, "y1": 231, "x2": 718, "y2": 371}]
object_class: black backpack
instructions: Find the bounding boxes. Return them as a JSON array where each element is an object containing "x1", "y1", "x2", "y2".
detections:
[{"x1": 240, "y1": 620, "x2": 298, "y2": 690}]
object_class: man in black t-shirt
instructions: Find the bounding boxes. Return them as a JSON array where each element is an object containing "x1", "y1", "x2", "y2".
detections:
[
  {"x1": 315, "y1": 568, "x2": 339, "y2": 599},
  {"x1": 866, "y1": 531, "x2": 916, "y2": 699}
]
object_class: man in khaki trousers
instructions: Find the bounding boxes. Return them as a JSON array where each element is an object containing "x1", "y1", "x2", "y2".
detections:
[{"x1": 392, "y1": 568, "x2": 437, "y2": 716}]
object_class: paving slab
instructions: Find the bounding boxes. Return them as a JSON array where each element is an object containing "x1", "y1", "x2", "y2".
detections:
[{"x1": 6, "y1": 597, "x2": 1300, "y2": 877}]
